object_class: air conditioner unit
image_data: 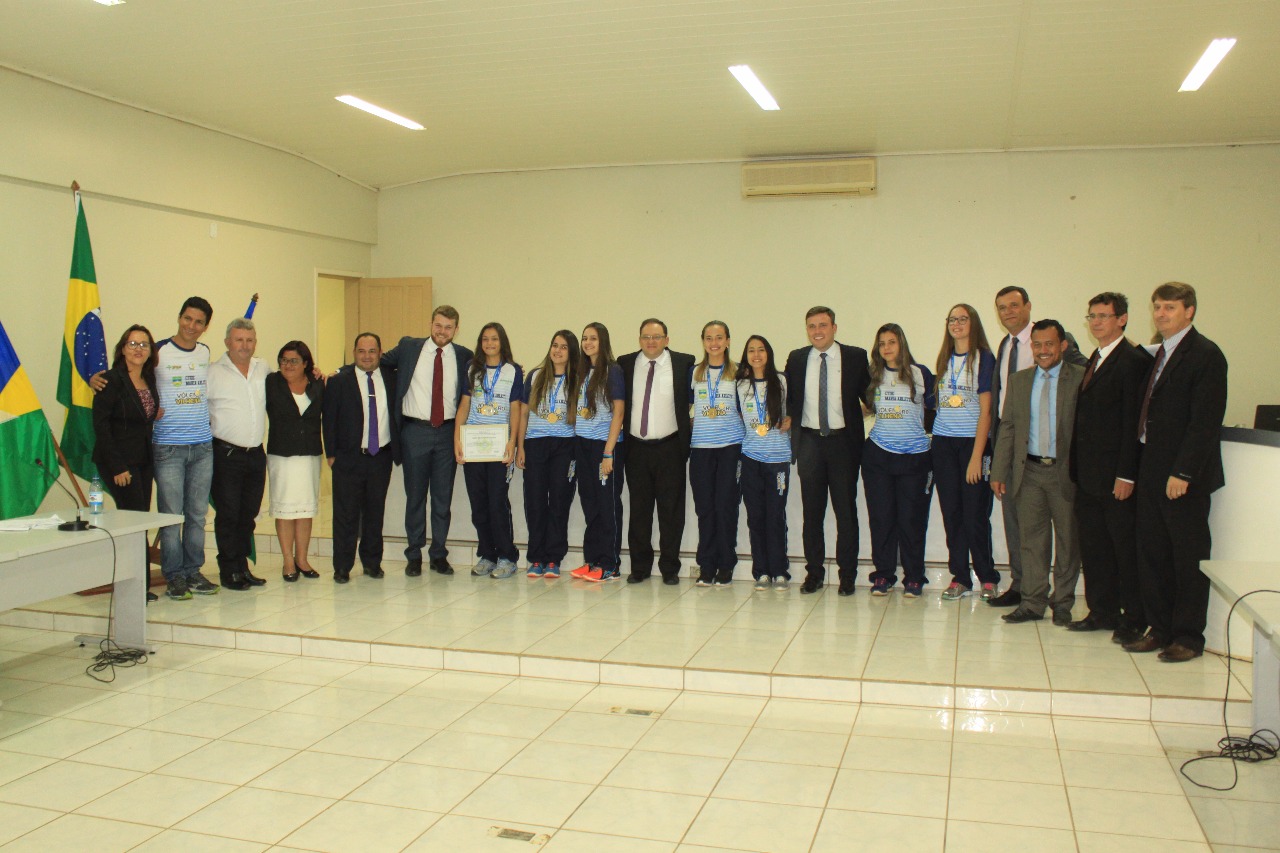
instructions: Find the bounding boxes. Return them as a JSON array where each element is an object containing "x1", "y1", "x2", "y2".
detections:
[{"x1": 741, "y1": 157, "x2": 877, "y2": 198}]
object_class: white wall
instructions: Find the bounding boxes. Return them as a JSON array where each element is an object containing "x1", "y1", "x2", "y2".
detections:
[
  {"x1": 371, "y1": 146, "x2": 1278, "y2": 569},
  {"x1": 0, "y1": 70, "x2": 375, "y2": 513},
  {"x1": 375, "y1": 146, "x2": 1276, "y2": 426}
]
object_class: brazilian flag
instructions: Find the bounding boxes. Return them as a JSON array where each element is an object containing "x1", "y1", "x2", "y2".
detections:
[
  {"x1": 0, "y1": 320, "x2": 58, "y2": 520},
  {"x1": 56, "y1": 190, "x2": 107, "y2": 480}
]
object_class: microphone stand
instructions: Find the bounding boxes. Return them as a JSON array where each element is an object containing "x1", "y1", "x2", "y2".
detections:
[{"x1": 34, "y1": 433, "x2": 92, "y2": 531}]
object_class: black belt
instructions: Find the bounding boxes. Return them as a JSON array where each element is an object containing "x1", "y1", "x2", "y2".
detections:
[
  {"x1": 1026, "y1": 454, "x2": 1057, "y2": 466},
  {"x1": 632, "y1": 433, "x2": 677, "y2": 446},
  {"x1": 801, "y1": 427, "x2": 846, "y2": 436},
  {"x1": 214, "y1": 438, "x2": 261, "y2": 454},
  {"x1": 403, "y1": 416, "x2": 454, "y2": 427}
]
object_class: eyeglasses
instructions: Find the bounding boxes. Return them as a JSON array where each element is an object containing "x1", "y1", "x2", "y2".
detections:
[
  {"x1": 279, "y1": 357, "x2": 303, "y2": 366},
  {"x1": 1084, "y1": 313, "x2": 1117, "y2": 321},
  {"x1": 639, "y1": 335, "x2": 666, "y2": 343},
  {"x1": 945, "y1": 317, "x2": 970, "y2": 325},
  {"x1": 124, "y1": 341, "x2": 151, "y2": 350}
]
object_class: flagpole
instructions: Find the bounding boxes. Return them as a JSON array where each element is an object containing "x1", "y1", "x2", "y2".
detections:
[{"x1": 48, "y1": 428, "x2": 89, "y2": 507}]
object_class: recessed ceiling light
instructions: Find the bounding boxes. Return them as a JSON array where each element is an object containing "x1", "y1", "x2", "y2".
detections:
[
  {"x1": 728, "y1": 65, "x2": 779, "y2": 111},
  {"x1": 93, "y1": 0, "x2": 126, "y2": 5},
  {"x1": 1179, "y1": 38, "x2": 1236, "y2": 92},
  {"x1": 335, "y1": 95, "x2": 424, "y2": 130}
]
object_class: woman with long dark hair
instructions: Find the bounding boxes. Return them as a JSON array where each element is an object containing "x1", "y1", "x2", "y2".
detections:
[
  {"x1": 570, "y1": 322, "x2": 626, "y2": 582},
  {"x1": 455, "y1": 322, "x2": 524, "y2": 578},
  {"x1": 690, "y1": 320, "x2": 744, "y2": 586},
  {"x1": 735, "y1": 335, "x2": 792, "y2": 590},
  {"x1": 863, "y1": 323, "x2": 936, "y2": 598},
  {"x1": 266, "y1": 340, "x2": 324, "y2": 581},
  {"x1": 92, "y1": 324, "x2": 162, "y2": 601},
  {"x1": 931, "y1": 303, "x2": 999, "y2": 600},
  {"x1": 517, "y1": 330, "x2": 581, "y2": 579}
]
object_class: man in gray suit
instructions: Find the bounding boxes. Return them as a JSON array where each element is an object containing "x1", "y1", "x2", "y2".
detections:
[{"x1": 990, "y1": 319, "x2": 1085, "y2": 626}]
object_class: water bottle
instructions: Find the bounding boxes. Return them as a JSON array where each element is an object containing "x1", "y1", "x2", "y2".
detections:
[{"x1": 88, "y1": 475, "x2": 104, "y2": 515}]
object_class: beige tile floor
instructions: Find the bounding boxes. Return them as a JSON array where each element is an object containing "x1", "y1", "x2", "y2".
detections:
[
  {"x1": 18, "y1": 546, "x2": 1254, "y2": 723},
  {"x1": 0, "y1": 623, "x2": 1277, "y2": 851}
]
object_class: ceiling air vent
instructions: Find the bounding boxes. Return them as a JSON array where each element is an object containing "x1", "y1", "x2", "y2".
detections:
[{"x1": 742, "y1": 157, "x2": 876, "y2": 198}]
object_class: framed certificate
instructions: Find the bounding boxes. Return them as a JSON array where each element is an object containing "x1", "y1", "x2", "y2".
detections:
[{"x1": 460, "y1": 424, "x2": 508, "y2": 462}]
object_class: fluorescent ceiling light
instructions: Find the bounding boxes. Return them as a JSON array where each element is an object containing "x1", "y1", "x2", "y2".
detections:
[
  {"x1": 1179, "y1": 38, "x2": 1236, "y2": 92},
  {"x1": 335, "y1": 95, "x2": 424, "y2": 130},
  {"x1": 728, "y1": 65, "x2": 779, "y2": 111},
  {"x1": 93, "y1": 0, "x2": 126, "y2": 5}
]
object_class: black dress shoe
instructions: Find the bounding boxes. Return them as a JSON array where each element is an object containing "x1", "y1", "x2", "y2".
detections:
[
  {"x1": 626, "y1": 573, "x2": 649, "y2": 584},
  {"x1": 333, "y1": 572, "x2": 350, "y2": 584},
  {"x1": 146, "y1": 590, "x2": 158, "y2": 603},
  {"x1": 1158, "y1": 642, "x2": 1203, "y2": 663},
  {"x1": 1111, "y1": 626, "x2": 1146, "y2": 645},
  {"x1": 1122, "y1": 634, "x2": 1166, "y2": 653},
  {"x1": 1002, "y1": 608, "x2": 1043, "y2": 624},
  {"x1": 799, "y1": 577, "x2": 822, "y2": 594},
  {"x1": 405, "y1": 559, "x2": 423, "y2": 577},
  {"x1": 297, "y1": 566, "x2": 320, "y2": 579},
  {"x1": 282, "y1": 571, "x2": 299, "y2": 583},
  {"x1": 363, "y1": 566, "x2": 385, "y2": 579},
  {"x1": 662, "y1": 576, "x2": 679, "y2": 586},
  {"x1": 430, "y1": 558, "x2": 454, "y2": 575},
  {"x1": 1068, "y1": 614, "x2": 1118, "y2": 632},
  {"x1": 987, "y1": 589, "x2": 1022, "y2": 607},
  {"x1": 837, "y1": 583, "x2": 855, "y2": 597},
  {"x1": 245, "y1": 570, "x2": 266, "y2": 586},
  {"x1": 221, "y1": 573, "x2": 252, "y2": 592},
  {"x1": 1052, "y1": 610, "x2": 1072, "y2": 627}
]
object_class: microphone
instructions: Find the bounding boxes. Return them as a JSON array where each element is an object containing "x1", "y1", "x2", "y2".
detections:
[{"x1": 33, "y1": 458, "x2": 92, "y2": 532}]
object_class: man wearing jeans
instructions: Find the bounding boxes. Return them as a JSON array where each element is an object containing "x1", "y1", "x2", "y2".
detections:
[{"x1": 152, "y1": 296, "x2": 220, "y2": 600}]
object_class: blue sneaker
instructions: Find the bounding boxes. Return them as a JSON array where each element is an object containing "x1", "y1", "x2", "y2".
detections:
[
  {"x1": 871, "y1": 578, "x2": 892, "y2": 596},
  {"x1": 543, "y1": 563, "x2": 560, "y2": 579},
  {"x1": 492, "y1": 559, "x2": 519, "y2": 579},
  {"x1": 527, "y1": 563, "x2": 545, "y2": 578},
  {"x1": 903, "y1": 581, "x2": 924, "y2": 599}
]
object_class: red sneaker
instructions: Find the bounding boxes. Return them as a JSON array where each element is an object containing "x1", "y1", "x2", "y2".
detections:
[
  {"x1": 570, "y1": 564, "x2": 592, "y2": 578},
  {"x1": 583, "y1": 567, "x2": 606, "y2": 582}
]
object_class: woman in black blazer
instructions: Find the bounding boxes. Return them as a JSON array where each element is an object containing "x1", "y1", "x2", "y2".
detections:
[
  {"x1": 266, "y1": 340, "x2": 325, "y2": 580},
  {"x1": 92, "y1": 324, "x2": 162, "y2": 600}
]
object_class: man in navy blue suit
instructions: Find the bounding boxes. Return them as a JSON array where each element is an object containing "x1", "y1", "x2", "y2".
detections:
[
  {"x1": 324, "y1": 332, "x2": 399, "y2": 584},
  {"x1": 381, "y1": 306, "x2": 473, "y2": 577}
]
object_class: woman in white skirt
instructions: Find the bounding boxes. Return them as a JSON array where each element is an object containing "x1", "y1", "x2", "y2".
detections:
[{"x1": 266, "y1": 340, "x2": 325, "y2": 581}]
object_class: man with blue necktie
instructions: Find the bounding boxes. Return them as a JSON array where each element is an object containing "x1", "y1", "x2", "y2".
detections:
[{"x1": 990, "y1": 319, "x2": 1085, "y2": 626}]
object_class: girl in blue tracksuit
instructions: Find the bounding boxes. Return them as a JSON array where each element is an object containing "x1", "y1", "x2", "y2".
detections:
[
  {"x1": 454, "y1": 322, "x2": 523, "y2": 579},
  {"x1": 931, "y1": 303, "x2": 999, "y2": 601},
  {"x1": 735, "y1": 335, "x2": 792, "y2": 591},
  {"x1": 690, "y1": 321, "x2": 745, "y2": 586},
  {"x1": 862, "y1": 323, "x2": 936, "y2": 598},
  {"x1": 570, "y1": 322, "x2": 626, "y2": 582},
  {"x1": 518, "y1": 330, "x2": 581, "y2": 579}
]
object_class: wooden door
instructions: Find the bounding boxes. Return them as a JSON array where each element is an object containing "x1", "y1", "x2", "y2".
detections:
[{"x1": 355, "y1": 277, "x2": 432, "y2": 350}]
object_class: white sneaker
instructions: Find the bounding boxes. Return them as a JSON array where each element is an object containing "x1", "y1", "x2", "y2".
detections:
[
  {"x1": 773, "y1": 576, "x2": 790, "y2": 591},
  {"x1": 471, "y1": 558, "x2": 496, "y2": 577},
  {"x1": 491, "y1": 559, "x2": 519, "y2": 579},
  {"x1": 754, "y1": 576, "x2": 770, "y2": 591}
]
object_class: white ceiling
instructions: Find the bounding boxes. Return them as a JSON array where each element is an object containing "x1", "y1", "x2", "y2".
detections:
[{"x1": 3, "y1": 0, "x2": 1278, "y2": 189}]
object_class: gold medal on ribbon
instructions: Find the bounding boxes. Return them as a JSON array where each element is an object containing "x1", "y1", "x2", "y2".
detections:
[
  {"x1": 947, "y1": 394, "x2": 964, "y2": 408},
  {"x1": 705, "y1": 408, "x2": 719, "y2": 419},
  {"x1": 578, "y1": 406, "x2": 592, "y2": 418},
  {"x1": 479, "y1": 403, "x2": 497, "y2": 416},
  {"x1": 755, "y1": 423, "x2": 769, "y2": 437},
  {"x1": 545, "y1": 412, "x2": 560, "y2": 424}
]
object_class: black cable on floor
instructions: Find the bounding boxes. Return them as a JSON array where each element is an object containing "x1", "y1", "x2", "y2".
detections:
[
  {"x1": 1178, "y1": 589, "x2": 1280, "y2": 791},
  {"x1": 80, "y1": 522, "x2": 150, "y2": 683}
]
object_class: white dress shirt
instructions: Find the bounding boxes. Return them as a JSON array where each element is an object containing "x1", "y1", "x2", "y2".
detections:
[
  {"x1": 403, "y1": 342, "x2": 459, "y2": 421},
  {"x1": 629, "y1": 349, "x2": 677, "y2": 439},
  {"x1": 802, "y1": 344, "x2": 846, "y2": 430},
  {"x1": 997, "y1": 323, "x2": 1034, "y2": 417},
  {"x1": 1092, "y1": 335, "x2": 1124, "y2": 370},
  {"x1": 207, "y1": 355, "x2": 269, "y2": 448},
  {"x1": 360, "y1": 369, "x2": 392, "y2": 451}
]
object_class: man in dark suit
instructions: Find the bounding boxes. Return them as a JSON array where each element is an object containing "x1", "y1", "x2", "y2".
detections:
[
  {"x1": 324, "y1": 332, "x2": 399, "y2": 584},
  {"x1": 784, "y1": 306, "x2": 871, "y2": 596},
  {"x1": 1068, "y1": 293, "x2": 1153, "y2": 642},
  {"x1": 988, "y1": 287, "x2": 1088, "y2": 608},
  {"x1": 1126, "y1": 282, "x2": 1228, "y2": 663},
  {"x1": 991, "y1": 319, "x2": 1084, "y2": 625},
  {"x1": 381, "y1": 305, "x2": 473, "y2": 577},
  {"x1": 618, "y1": 318, "x2": 695, "y2": 584}
]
